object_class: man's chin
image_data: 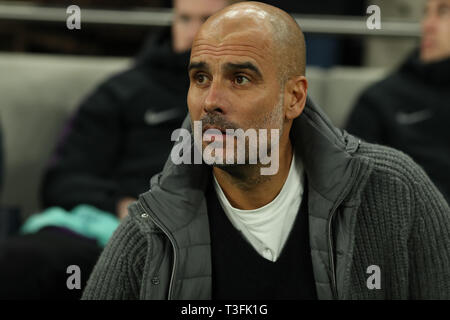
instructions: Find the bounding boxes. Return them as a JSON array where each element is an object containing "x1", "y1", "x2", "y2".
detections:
[
  {"x1": 211, "y1": 162, "x2": 250, "y2": 177},
  {"x1": 420, "y1": 47, "x2": 450, "y2": 63},
  {"x1": 211, "y1": 162, "x2": 240, "y2": 169}
]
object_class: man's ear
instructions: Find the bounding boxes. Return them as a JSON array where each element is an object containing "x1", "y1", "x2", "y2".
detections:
[{"x1": 285, "y1": 76, "x2": 308, "y2": 120}]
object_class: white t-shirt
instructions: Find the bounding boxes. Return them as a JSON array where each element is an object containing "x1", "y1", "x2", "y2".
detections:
[{"x1": 213, "y1": 153, "x2": 304, "y2": 262}]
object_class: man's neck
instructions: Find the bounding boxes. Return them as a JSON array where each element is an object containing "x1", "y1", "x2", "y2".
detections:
[{"x1": 213, "y1": 142, "x2": 294, "y2": 210}]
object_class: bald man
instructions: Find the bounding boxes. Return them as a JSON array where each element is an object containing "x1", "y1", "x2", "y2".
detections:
[{"x1": 83, "y1": 2, "x2": 450, "y2": 300}]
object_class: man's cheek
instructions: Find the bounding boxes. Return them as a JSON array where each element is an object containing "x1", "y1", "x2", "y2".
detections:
[
  {"x1": 191, "y1": 103, "x2": 203, "y2": 120},
  {"x1": 187, "y1": 95, "x2": 198, "y2": 117}
]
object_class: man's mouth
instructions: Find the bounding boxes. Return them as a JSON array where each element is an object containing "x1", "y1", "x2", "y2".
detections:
[
  {"x1": 202, "y1": 125, "x2": 230, "y2": 143},
  {"x1": 421, "y1": 38, "x2": 434, "y2": 50},
  {"x1": 203, "y1": 125, "x2": 227, "y2": 134}
]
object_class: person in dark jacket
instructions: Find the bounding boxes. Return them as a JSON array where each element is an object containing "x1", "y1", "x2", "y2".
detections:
[
  {"x1": 83, "y1": 2, "x2": 450, "y2": 300},
  {"x1": 44, "y1": 0, "x2": 231, "y2": 219},
  {"x1": 346, "y1": 0, "x2": 450, "y2": 202},
  {"x1": 41, "y1": 27, "x2": 190, "y2": 218},
  {"x1": 0, "y1": 0, "x2": 230, "y2": 300}
]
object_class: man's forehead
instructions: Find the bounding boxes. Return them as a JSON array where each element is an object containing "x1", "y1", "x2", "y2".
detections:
[
  {"x1": 191, "y1": 28, "x2": 273, "y2": 62},
  {"x1": 195, "y1": 11, "x2": 273, "y2": 46}
]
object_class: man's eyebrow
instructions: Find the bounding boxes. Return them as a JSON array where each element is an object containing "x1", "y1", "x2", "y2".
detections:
[
  {"x1": 223, "y1": 62, "x2": 262, "y2": 78},
  {"x1": 188, "y1": 61, "x2": 209, "y2": 72}
]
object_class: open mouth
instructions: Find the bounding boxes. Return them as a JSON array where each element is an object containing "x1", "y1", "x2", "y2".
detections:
[
  {"x1": 202, "y1": 125, "x2": 231, "y2": 143},
  {"x1": 421, "y1": 39, "x2": 434, "y2": 49},
  {"x1": 203, "y1": 125, "x2": 227, "y2": 134}
]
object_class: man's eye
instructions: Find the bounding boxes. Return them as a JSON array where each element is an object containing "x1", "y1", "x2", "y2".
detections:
[
  {"x1": 234, "y1": 75, "x2": 250, "y2": 85},
  {"x1": 195, "y1": 74, "x2": 209, "y2": 85},
  {"x1": 178, "y1": 15, "x2": 191, "y2": 23},
  {"x1": 438, "y1": 5, "x2": 450, "y2": 15}
]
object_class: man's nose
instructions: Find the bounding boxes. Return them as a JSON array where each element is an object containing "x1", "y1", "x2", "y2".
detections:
[
  {"x1": 422, "y1": 13, "x2": 437, "y2": 35},
  {"x1": 203, "y1": 80, "x2": 226, "y2": 114}
]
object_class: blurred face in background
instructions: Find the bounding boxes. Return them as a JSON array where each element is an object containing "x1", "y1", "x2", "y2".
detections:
[
  {"x1": 421, "y1": 0, "x2": 450, "y2": 62},
  {"x1": 172, "y1": 0, "x2": 229, "y2": 53}
]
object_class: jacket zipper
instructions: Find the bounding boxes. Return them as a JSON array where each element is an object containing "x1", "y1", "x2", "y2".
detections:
[
  {"x1": 138, "y1": 201, "x2": 177, "y2": 300},
  {"x1": 328, "y1": 206, "x2": 338, "y2": 299},
  {"x1": 328, "y1": 185, "x2": 354, "y2": 300},
  {"x1": 140, "y1": 193, "x2": 342, "y2": 300},
  {"x1": 141, "y1": 198, "x2": 340, "y2": 300}
]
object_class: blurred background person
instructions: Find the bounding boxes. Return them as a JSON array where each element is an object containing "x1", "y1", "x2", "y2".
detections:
[
  {"x1": 0, "y1": 0, "x2": 231, "y2": 300},
  {"x1": 42, "y1": 0, "x2": 230, "y2": 220},
  {"x1": 260, "y1": 0, "x2": 366, "y2": 67},
  {"x1": 346, "y1": 0, "x2": 450, "y2": 202}
]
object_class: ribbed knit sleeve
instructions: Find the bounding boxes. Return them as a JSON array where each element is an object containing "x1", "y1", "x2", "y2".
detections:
[
  {"x1": 82, "y1": 215, "x2": 148, "y2": 300},
  {"x1": 348, "y1": 143, "x2": 450, "y2": 299},
  {"x1": 408, "y1": 168, "x2": 450, "y2": 299}
]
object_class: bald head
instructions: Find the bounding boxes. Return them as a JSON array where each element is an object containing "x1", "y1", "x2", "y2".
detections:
[{"x1": 195, "y1": 1, "x2": 306, "y2": 84}]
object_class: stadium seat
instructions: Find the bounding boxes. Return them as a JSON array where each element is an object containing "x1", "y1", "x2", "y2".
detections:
[{"x1": 0, "y1": 53, "x2": 129, "y2": 219}]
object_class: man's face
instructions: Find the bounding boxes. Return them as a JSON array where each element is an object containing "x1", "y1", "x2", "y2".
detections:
[
  {"x1": 172, "y1": 0, "x2": 229, "y2": 53},
  {"x1": 421, "y1": 0, "x2": 450, "y2": 62},
  {"x1": 187, "y1": 16, "x2": 286, "y2": 165}
]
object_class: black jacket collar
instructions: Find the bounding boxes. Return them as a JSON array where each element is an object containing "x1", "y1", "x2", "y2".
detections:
[
  {"x1": 135, "y1": 27, "x2": 190, "y2": 95},
  {"x1": 401, "y1": 49, "x2": 450, "y2": 86}
]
